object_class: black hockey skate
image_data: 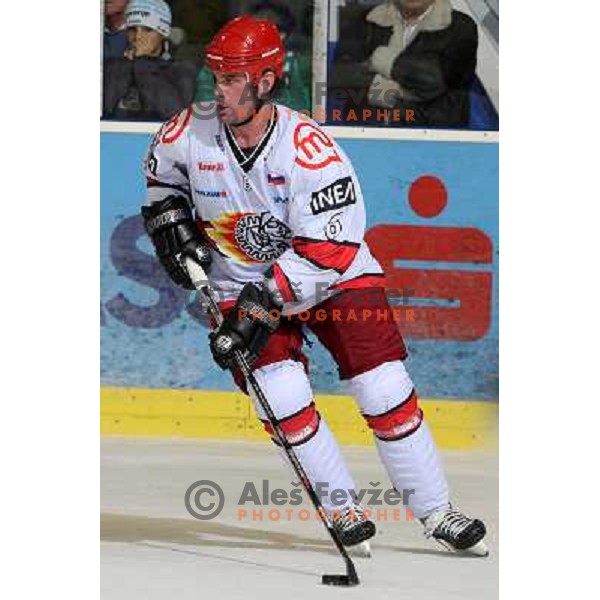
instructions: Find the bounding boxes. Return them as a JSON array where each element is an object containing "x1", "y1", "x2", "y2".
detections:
[
  {"x1": 332, "y1": 503, "x2": 376, "y2": 557},
  {"x1": 422, "y1": 506, "x2": 488, "y2": 556}
]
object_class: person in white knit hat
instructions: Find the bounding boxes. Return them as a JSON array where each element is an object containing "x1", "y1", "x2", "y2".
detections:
[
  {"x1": 103, "y1": 0, "x2": 196, "y2": 121},
  {"x1": 124, "y1": 0, "x2": 173, "y2": 59}
]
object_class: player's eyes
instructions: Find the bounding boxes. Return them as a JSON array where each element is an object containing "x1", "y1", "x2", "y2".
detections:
[{"x1": 220, "y1": 74, "x2": 244, "y2": 84}]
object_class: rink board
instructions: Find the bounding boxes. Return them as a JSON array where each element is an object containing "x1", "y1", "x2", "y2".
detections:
[
  {"x1": 100, "y1": 387, "x2": 498, "y2": 450},
  {"x1": 101, "y1": 128, "x2": 498, "y2": 447}
]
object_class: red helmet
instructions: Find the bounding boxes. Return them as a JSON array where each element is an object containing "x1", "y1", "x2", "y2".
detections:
[{"x1": 205, "y1": 15, "x2": 285, "y2": 83}]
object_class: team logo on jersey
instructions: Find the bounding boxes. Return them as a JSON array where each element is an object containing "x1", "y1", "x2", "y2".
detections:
[
  {"x1": 267, "y1": 174, "x2": 287, "y2": 185},
  {"x1": 196, "y1": 189, "x2": 228, "y2": 199},
  {"x1": 294, "y1": 123, "x2": 341, "y2": 170},
  {"x1": 273, "y1": 196, "x2": 289, "y2": 204},
  {"x1": 198, "y1": 161, "x2": 226, "y2": 172},
  {"x1": 310, "y1": 177, "x2": 356, "y2": 215},
  {"x1": 204, "y1": 212, "x2": 291, "y2": 264}
]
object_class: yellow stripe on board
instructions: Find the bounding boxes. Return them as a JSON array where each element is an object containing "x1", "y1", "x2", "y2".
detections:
[{"x1": 100, "y1": 387, "x2": 498, "y2": 451}]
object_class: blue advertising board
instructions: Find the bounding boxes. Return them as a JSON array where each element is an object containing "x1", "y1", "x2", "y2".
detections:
[{"x1": 101, "y1": 131, "x2": 498, "y2": 401}]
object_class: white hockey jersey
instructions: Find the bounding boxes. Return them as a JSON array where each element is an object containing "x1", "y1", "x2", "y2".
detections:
[{"x1": 143, "y1": 104, "x2": 385, "y2": 313}]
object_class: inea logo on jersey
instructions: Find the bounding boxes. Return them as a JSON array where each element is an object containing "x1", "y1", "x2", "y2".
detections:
[
  {"x1": 198, "y1": 161, "x2": 226, "y2": 172},
  {"x1": 310, "y1": 177, "x2": 356, "y2": 215}
]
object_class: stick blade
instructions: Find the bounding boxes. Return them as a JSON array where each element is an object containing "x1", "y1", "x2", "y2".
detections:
[{"x1": 321, "y1": 574, "x2": 360, "y2": 586}]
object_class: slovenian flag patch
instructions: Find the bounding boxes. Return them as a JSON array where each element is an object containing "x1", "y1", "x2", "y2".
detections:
[{"x1": 267, "y1": 174, "x2": 286, "y2": 185}]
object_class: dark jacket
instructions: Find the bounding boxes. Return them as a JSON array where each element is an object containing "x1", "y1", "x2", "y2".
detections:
[
  {"x1": 103, "y1": 56, "x2": 197, "y2": 121},
  {"x1": 103, "y1": 29, "x2": 128, "y2": 60},
  {"x1": 329, "y1": 0, "x2": 478, "y2": 127}
]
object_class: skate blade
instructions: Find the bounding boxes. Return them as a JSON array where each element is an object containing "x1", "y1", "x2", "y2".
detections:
[
  {"x1": 461, "y1": 540, "x2": 489, "y2": 557},
  {"x1": 348, "y1": 541, "x2": 373, "y2": 558},
  {"x1": 433, "y1": 538, "x2": 489, "y2": 557}
]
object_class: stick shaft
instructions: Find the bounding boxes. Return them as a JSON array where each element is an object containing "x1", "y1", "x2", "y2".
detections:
[{"x1": 184, "y1": 257, "x2": 357, "y2": 573}]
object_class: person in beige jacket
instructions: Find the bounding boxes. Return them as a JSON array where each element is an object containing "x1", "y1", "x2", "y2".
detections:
[{"x1": 330, "y1": 0, "x2": 478, "y2": 127}]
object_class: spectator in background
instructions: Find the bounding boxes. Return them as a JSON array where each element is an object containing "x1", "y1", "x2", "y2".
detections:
[
  {"x1": 103, "y1": 0, "x2": 196, "y2": 121},
  {"x1": 195, "y1": 1, "x2": 311, "y2": 113},
  {"x1": 104, "y1": 0, "x2": 129, "y2": 59},
  {"x1": 253, "y1": 1, "x2": 311, "y2": 112},
  {"x1": 330, "y1": 0, "x2": 478, "y2": 127}
]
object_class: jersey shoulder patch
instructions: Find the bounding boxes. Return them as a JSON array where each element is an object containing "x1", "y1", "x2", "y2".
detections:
[
  {"x1": 292, "y1": 121, "x2": 342, "y2": 171},
  {"x1": 144, "y1": 106, "x2": 193, "y2": 181},
  {"x1": 157, "y1": 105, "x2": 193, "y2": 145}
]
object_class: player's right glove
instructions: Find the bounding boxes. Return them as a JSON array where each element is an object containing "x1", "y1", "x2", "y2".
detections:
[
  {"x1": 209, "y1": 283, "x2": 281, "y2": 370},
  {"x1": 141, "y1": 195, "x2": 212, "y2": 290}
]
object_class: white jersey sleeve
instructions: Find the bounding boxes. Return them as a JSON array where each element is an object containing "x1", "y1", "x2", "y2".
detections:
[
  {"x1": 268, "y1": 135, "x2": 368, "y2": 312},
  {"x1": 142, "y1": 107, "x2": 193, "y2": 206}
]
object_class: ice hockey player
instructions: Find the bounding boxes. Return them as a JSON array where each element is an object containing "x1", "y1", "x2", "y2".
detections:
[{"x1": 141, "y1": 14, "x2": 488, "y2": 556}]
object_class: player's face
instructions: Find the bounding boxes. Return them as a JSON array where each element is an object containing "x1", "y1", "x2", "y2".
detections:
[{"x1": 213, "y1": 72, "x2": 258, "y2": 125}]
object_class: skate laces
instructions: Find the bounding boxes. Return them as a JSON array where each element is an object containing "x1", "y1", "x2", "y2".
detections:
[
  {"x1": 333, "y1": 503, "x2": 366, "y2": 532},
  {"x1": 425, "y1": 509, "x2": 473, "y2": 539}
]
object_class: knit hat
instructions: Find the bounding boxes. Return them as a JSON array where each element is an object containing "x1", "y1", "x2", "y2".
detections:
[{"x1": 125, "y1": 0, "x2": 172, "y2": 38}]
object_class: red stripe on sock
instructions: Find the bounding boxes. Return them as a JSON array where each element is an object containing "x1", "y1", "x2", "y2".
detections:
[{"x1": 364, "y1": 391, "x2": 420, "y2": 431}]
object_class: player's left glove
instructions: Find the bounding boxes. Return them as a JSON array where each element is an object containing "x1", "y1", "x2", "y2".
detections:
[{"x1": 209, "y1": 283, "x2": 281, "y2": 370}]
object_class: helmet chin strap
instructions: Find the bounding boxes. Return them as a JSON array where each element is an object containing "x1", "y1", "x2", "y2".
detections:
[{"x1": 231, "y1": 100, "x2": 264, "y2": 127}]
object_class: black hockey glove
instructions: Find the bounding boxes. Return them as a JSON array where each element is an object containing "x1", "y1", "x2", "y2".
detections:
[
  {"x1": 141, "y1": 195, "x2": 212, "y2": 290},
  {"x1": 209, "y1": 283, "x2": 281, "y2": 370}
]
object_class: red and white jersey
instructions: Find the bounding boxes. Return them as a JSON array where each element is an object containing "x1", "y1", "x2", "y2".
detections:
[{"x1": 143, "y1": 104, "x2": 385, "y2": 313}]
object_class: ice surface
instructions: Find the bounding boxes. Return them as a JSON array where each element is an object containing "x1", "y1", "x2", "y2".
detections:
[{"x1": 101, "y1": 438, "x2": 498, "y2": 599}]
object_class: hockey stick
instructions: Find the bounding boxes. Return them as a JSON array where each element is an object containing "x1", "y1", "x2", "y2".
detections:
[{"x1": 183, "y1": 256, "x2": 360, "y2": 587}]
